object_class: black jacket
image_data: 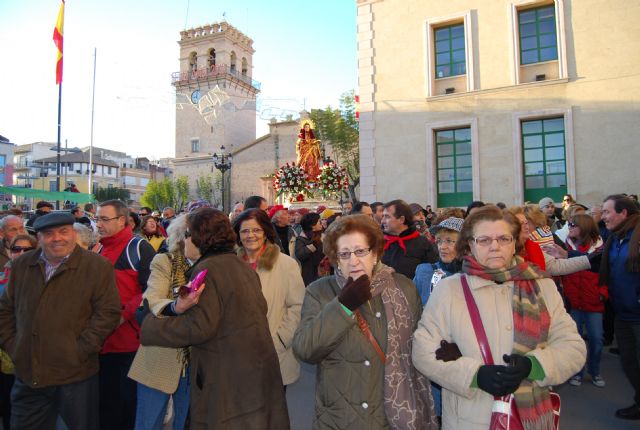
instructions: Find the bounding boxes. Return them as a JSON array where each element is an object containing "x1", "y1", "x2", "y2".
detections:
[
  {"x1": 382, "y1": 227, "x2": 438, "y2": 279},
  {"x1": 295, "y1": 233, "x2": 324, "y2": 286}
]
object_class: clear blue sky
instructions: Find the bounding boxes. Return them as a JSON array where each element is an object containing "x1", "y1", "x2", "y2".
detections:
[{"x1": 0, "y1": 0, "x2": 357, "y2": 159}]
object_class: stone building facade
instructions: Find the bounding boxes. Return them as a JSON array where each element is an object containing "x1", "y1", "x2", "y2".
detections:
[
  {"x1": 171, "y1": 21, "x2": 260, "y2": 210},
  {"x1": 357, "y1": 0, "x2": 640, "y2": 208}
]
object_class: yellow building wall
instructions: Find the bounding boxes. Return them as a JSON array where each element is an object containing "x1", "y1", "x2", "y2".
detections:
[{"x1": 361, "y1": 0, "x2": 640, "y2": 206}]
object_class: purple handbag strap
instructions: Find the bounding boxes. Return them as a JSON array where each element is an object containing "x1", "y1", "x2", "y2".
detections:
[{"x1": 460, "y1": 275, "x2": 495, "y2": 366}]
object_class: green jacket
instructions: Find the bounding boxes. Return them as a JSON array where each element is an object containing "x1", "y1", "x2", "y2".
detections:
[
  {"x1": 0, "y1": 245, "x2": 121, "y2": 388},
  {"x1": 293, "y1": 272, "x2": 422, "y2": 430}
]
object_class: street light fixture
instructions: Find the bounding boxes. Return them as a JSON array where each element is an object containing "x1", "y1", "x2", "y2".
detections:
[{"x1": 212, "y1": 145, "x2": 232, "y2": 213}]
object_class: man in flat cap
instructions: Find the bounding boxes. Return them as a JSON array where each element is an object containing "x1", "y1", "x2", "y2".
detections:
[{"x1": 0, "y1": 212, "x2": 121, "y2": 429}]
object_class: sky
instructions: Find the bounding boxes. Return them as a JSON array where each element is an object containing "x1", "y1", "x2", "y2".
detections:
[{"x1": 0, "y1": 0, "x2": 357, "y2": 159}]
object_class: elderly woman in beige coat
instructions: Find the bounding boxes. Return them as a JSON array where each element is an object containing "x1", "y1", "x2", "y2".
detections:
[
  {"x1": 128, "y1": 214, "x2": 202, "y2": 430},
  {"x1": 233, "y1": 208, "x2": 304, "y2": 387},
  {"x1": 413, "y1": 206, "x2": 586, "y2": 430}
]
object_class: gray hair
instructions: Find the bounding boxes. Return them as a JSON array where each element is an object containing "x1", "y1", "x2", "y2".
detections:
[
  {"x1": 73, "y1": 223, "x2": 96, "y2": 248},
  {"x1": 0, "y1": 215, "x2": 21, "y2": 231},
  {"x1": 166, "y1": 213, "x2": 188, "y2": 254}
]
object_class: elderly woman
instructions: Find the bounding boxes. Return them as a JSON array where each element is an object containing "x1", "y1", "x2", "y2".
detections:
[
  {"x1": 413, "y1": 206, "x2": 586, "y2": 429},
  {"x1": 73, "y1": 222, "x2": 97, "y2": 250},
  {"x1": 128, "y1": 214, "x2": 197, "y2": 430},
  {"x1": 293, "y1": 214, "x2": 438, "y2": 429},
  {"x1": 232, "y1": 209, "x2": 305, "y2": 389},
  {"x1": 140, "y1": 208, "x2": 289, "y2": 429}
]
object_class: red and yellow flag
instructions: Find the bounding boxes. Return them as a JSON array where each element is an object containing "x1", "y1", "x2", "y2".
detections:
[{"x1": 53, "y1": 0, "x2": 65, "y2": 84}]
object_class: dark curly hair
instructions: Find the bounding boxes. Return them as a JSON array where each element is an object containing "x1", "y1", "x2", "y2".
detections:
[
  {"x1": 187, "y1": 208, "x2": 236, "y2": 254},
  {"x1": 323, "y1": 214, "x2": 385, "y2": 266},
  {"x1": 232, "y1": 208, "x2": 277, "y2": 246}
]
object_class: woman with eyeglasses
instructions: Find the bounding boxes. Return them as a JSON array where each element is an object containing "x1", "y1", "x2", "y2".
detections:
[
  {"x1": 413, "y1": 206, "x2": 586, "y2": 430},
  {"x1": 0, "y1": 234, "x2": 37, "y2": 430},
  {"x1": 562, "y1": 214, "x2": 608, "y2": 388},
  {"x1": 293, "y1": 214, "x2": 438, "y2": 429},
  {"x1": 232, "y1": 209, "x2": 305, "y2": 390}
]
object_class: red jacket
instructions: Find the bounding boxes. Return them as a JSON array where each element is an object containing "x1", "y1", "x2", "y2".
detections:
[
  {"x1": 99, "y1": 227, "x2": 155, "y2": 353},
  {"x1": 562, "y1": 238, "x2": 607, "y2": 313}
]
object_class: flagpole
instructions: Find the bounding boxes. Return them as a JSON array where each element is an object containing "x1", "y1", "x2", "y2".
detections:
[
  {"x1": 56, "y1": 81, "x2": 62, "y2": 209},
  {"x1": 88, "y1": 47, "x2": 96, "y2": 196}
]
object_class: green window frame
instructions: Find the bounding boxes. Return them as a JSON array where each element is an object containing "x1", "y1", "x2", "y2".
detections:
[
  {"x1": 519, "y1": 5, "x2": 558, "y2": 65},
  {"x1": 434, "y1": 24, "x2": 466, "y2": 79},
  {"x1": 522, "y1": 117, "x2": 566, "y2": 202},
  {"x1": 435, "y1": 127, "x2": 473, "y2": 207}
]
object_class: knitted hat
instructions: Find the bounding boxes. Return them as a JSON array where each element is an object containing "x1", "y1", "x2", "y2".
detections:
[
  {"x1": 297, "y1": 208, "x2": 310, "y2": 216},
  {"x1": 186, "y1": 199, "x2": 212, "y2": 213},
  {"x1": 268, "y1": 205, "x2": 285, "y2": 220},
  {"x1": 538, "y1": 197, "x2": 555, "y2": 209},
  {"x1": 316, "y1": 205, "x2": 327, "y2": 214},
  {"x1": 320, "y1": 208, "x2": 335, "y2": 219},
  {"x1": 429, "y1": 217, "x2": 464, "y2": 235}
]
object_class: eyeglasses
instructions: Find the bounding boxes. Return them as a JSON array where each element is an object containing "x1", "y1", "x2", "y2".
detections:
[
  {"x1": 562, "y1": 199, "x2": 570, "y2": 202},
  {"x1": 10, "y1": 246, "x2": 34, "y2": 253},
  {"x1": 336, "y1": 248, "x2": 372, "y2": 260},
  {"x1": 96, "y1": 216, "x2": 122, "y2": 224},
  {"x1": 471, "y1": 235, "x2": 514, "y2": 247},
  {"x1": 568, "y1": 222, "x2": 577, "y2": 228},
  {"x1": 184, "y1": 230, "x2": 191, "y2": 238},
  {"x1": 436, "y1": 238, "x2": 456, "y2": 247},
  {"x1": 240, "y1": 228, "x2": 264, "y2": 236},
  {"x1": 139, "y1": 212, "x2": 149, "y2": 216}
]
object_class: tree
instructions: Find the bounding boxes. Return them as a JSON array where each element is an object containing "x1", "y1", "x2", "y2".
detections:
[
  {"x1": 195, "y1": 174, "x2": 214, "y2": 203},
  {"x1": 94, "y1": 186, "x2": 131, "y2": 203},
  {"x1": 310, "y1": 90, "x2": 360, "y2": 201},
  {"x1": 140, "y1": 177, "x2": 190, "y2": 211}
]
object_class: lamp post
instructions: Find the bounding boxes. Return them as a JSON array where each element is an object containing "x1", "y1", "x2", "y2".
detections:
[{"x1": 212, "y1": 145, "x2": 232, "y2": 213}]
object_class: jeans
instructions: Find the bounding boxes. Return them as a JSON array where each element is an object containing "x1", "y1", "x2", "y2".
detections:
[
  {"x1": 135, "y1": 367, "x2": 190, "y2": 430},
  {"x1": 615, "y1": 319, "x2": 640, "y2": 405},
  {"x1": 570, "y1": 310, "x2": 603, "y2": 377}
]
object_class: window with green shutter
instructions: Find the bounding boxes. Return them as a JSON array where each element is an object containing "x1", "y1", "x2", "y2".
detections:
[
  {"x1": 436, "y1": 128, "x2": 473, "y2": 207},
  {"x1": 434, "y1": 24, "x2": 466, "y2": 78},
  {"x1": 522, "y1": 117, "x2": 566, "y2": 202},
  {"x1": 519, "y1": 5, "x2": 557, "y2": 65}
]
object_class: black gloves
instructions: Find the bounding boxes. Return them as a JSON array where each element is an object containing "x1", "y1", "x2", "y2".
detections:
[
  {"x1": 338, "y1": 275, "x2": 371, "y2": 311},
  {"x1": 588, "y1": 251, "x2": 602, "y2": 272},
  {"x1": 436, "y1": 340, "x2": 462, "y2": 362},
  {"x1": 476, "y1": 354, "x2": 532, "y2": 397},
  {"x1": 135, "y1": 298, "x2": 151, "y2": 326}
]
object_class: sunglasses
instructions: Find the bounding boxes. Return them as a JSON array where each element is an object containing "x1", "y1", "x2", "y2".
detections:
[
  {"x1": 184, "y1": 230, "x2": 191, "y2": 238},
  {"x1": 10, "y1": 246, "x2": 34, "y2": 253},
  {"x1": 568, "y1": 222, "x2": 577, "y2": 228}
]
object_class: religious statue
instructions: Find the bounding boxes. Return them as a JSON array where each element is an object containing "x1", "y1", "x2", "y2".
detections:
[{"x1": 296, "y1": 119, "x2": 322, "y2": 181}]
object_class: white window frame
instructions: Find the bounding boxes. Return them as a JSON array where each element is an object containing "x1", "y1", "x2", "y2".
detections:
[
  {"x1": 425, "y1": 117, "x2": 480, "y2": 207},
  {"x1": 509, "y1": 0, "x2": 568, "y2": 85},
  {"x1": 424, "y1": 10, "x2": 475, "y2": 97},
  {"x1": 511, "y1": 107, "x2": 574, "y2": 204}
]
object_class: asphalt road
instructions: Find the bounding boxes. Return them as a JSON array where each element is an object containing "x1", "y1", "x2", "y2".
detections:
[{"x1": 287, "y1": 347, "x2": 638, "y2": 429}]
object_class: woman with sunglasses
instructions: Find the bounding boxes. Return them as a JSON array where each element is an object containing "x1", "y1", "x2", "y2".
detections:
[
  {"x1": 413, "y1": 206, "x2": 585, "y2": 429},
  {"x1": 563, "y1": 214, "x2": 608, "y2": 388},
  {"x1": 293, "y1": 214, "x2": 438, "y2": 429},
  {"x1": 0, "y1": 234, "x2": 36, "y2": 430}
]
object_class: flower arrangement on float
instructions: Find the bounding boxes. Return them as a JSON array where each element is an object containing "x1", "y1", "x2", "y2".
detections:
[
  {"x1": 316, "y1": 162, "x2": 349, "y2": 199},
  {"x1": 273, "y1": 162, "x2": 310, "y2": 202}
]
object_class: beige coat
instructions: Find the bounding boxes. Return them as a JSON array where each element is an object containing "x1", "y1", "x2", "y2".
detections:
[
  {"x1": 412, "y1": 274, "x2": 586, "y2": 430},
  {"x1": 239, "y1": 243, "x2": 304, "y2": 385},
  {"x1": 128, "y1": 253, "x2": 185, "y2": 393}
]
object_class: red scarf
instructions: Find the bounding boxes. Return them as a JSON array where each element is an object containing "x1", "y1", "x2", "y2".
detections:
[
  {"x1": 384, "y1": 230, "x2": 420, "y2": 253},
  {"x1": 523, "y1": 239, "x2": 546, "y2": 271}
]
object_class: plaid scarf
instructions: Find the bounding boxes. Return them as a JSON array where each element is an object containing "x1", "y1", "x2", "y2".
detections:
[
  {"x1": 336, "y1": 264, "x2": 438, "y2": 429},
  {"x1": 462, "y1": 255, "x2": 554, "y2": 430}
]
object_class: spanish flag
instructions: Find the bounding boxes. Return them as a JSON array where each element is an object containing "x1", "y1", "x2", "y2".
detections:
[{"x1": 53, "y1": 0, "x2": 65, "y2": 84}]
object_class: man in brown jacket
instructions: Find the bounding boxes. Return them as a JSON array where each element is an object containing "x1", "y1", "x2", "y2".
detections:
[{"x1": 0, "y1": 212, "x2": 121, "y2": 429}]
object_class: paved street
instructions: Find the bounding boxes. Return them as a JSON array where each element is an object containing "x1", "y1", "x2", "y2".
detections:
[{"x1": 287, "y1": 346, "x2": 638, "y2": 429}]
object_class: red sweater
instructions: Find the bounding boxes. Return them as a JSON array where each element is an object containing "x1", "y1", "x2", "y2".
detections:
[{"x1": 562, "y1": 239, "x2": 607, "y2": 313}]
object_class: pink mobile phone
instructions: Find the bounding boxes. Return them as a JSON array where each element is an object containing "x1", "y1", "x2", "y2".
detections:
[{"x1": 178, "y1": 269, "x2": 208, "y2": 297}]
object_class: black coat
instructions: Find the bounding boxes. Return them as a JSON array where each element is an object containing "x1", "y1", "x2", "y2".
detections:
[
  {"x1": 295, "y1": 233, "x2": 324, "y2": 286},
  {"x1": 382, "y1": 227, "x2": 438, "y2": 279}
]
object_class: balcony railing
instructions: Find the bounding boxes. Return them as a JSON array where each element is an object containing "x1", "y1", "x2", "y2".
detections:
[{"x1": 171, "y1": 64, "x2": 261, "y2": 91}]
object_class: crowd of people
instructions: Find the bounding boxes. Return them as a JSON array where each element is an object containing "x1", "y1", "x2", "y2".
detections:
[{"x1": 0, "y1": 191, "x2": 636, "y2": 429}]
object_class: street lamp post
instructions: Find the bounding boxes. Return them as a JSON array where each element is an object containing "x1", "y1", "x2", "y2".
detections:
[{"x1": 212, "y1": 145, "x2": 232, "y2": 213}]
